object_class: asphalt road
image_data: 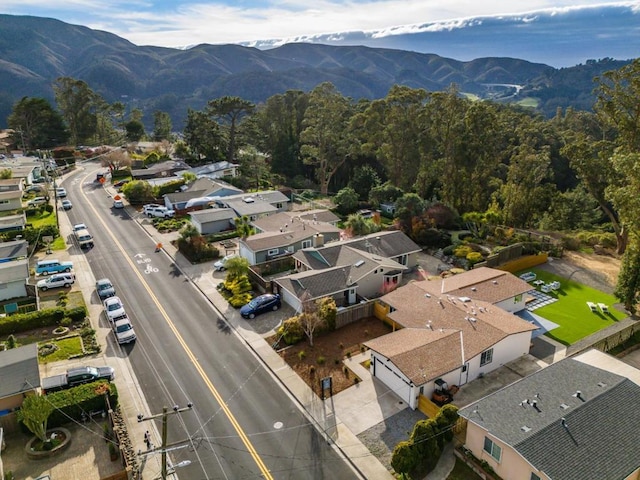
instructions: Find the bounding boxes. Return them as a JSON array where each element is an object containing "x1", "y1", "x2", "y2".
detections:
[{"x1": 64, "y1": 164, "x2": 357, "y2": 479}]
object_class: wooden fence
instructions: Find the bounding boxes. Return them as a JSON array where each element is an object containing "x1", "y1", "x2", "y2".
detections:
[{"x1": 335, "y1": 301, "x2": 374, "y2": 329}]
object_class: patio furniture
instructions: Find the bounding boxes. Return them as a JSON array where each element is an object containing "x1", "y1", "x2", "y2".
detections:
[
  {"x1": 587, "y1": 301, "x2": 598, "y2": 312},
  {"x1": 533, "y1": 280, "x2": 545, "y2": 286},
  {"x1": 550, "y1": 281, "x2": 561, "y2": 290},
  {"x1": 520, "y1": 272, "x2": 537, "y2": 282},
  {"x1": 541, "y1": 284, "x2": 552, "y2": 293},
  {"x1": 598, "y1": 303, "x2": 609, "y2": 314}
]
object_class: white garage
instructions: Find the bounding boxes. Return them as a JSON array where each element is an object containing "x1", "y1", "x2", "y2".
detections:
[{"x1": 371, "y1": 353, "x2": 412, "y2": 405}]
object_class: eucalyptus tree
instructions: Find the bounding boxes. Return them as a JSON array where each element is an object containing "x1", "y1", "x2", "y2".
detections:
[
  {"x1": 300, "y1": 82, "x2": 355, "y2": 195},
  {"x1": 355, "y1": 85, "x2": 428, "y2": 192},
  {"x1": 53, "y1": 77, "x2": 102, "y2": 145},
  {"x1": 7, "y1": 97, "x2": 69, "y2": 149},
  {"x1": 207, "y1": 96, "x2": 255, "y2": 163}
]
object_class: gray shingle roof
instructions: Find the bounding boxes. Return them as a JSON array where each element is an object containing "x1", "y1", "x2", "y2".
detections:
[
  {"x1": 165, "y1": 190, "x2": 206, "y2": 203},
  {"x1": 276, "y1": 266, "x2": 354, "y2": 300},
  {"x1": 0, "y1": 344, "x2": 40, "y2": 398},
  {"x1": 189, "y1": 208, "x2": 236, "y2": 223},
  {"x1": 224, "y1": 197, "x2": 279, "y2": 217},
  {"x1": 339, "y1": 230, "x2": 421, "y2": 257},
  {"x1": 0, "y1": 239, "x2": 28, "y2": 259},
  {"x1": 459, "y1": 357, "x2": 640, "y2": 480}
]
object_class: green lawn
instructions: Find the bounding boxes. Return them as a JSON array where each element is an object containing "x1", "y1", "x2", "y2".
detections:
[
  {"x1": 26, "y1": 209, "x2": 66, "y2": 250},
  {"x1": 518, "y1": 268, "x2": 626, "y2": 345},
  {"x1": 38, "y1": 335, "x2": 83, "y2": 363}
]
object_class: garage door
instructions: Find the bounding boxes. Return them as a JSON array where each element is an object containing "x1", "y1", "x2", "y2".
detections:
[{"x1": 373, "y1": 356, "x2": 411, "y2": 403}]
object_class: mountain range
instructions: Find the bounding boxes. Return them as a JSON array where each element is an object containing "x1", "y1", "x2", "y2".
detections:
[{"x1": 0, "y1": 14, "x2": 634, "y2": 130}]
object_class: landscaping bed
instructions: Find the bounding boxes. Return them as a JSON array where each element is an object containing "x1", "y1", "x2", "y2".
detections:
[{"x1": 270, "y1": 317, "x2": 392, "y2": 396}]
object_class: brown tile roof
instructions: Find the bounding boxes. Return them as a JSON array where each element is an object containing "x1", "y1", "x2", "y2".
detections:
[
  {"x1": 365, "y1": 329, "x2": 464, "y2": 383},
  {"x1": 418, "y1": 266, "x2": 532, "y2": 304},
  {"x1": 377, "y1": 280, "x2": 537, "y2": 365}
]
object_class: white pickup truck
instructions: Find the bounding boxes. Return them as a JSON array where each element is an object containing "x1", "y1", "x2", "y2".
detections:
[{"x1": 144, "y1": 204, "x2": 175, "y2": 218}]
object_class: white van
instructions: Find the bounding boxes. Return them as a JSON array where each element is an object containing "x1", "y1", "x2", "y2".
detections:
[{"x1": 74, "y1": 228, "x2": 94, "y2": 249}]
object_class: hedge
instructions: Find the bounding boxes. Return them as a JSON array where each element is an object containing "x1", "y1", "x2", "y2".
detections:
[{"x1": 0, "y1": 305, "x2": 87, "y2": 336}]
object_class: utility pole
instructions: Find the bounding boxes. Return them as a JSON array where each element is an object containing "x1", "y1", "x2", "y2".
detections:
[{"x1": 137, "y1": 403, "x2": 193, "y2": 480}]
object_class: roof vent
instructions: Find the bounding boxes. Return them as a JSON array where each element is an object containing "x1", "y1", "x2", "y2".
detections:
[
  {"x1": 468, "y1": 317, "x2": 477, "y2": 323},
  {"x1": 597, "y1": 382, "x2": 607, "y2": 388},
  {"x1": 560, "y1": 403, "x2": 570, "y2": 410},
  {"x1": 561, "y1": 418, "x2": 568, "y2": 429},
  {"x1": 243, "y1": 197, "x2": 255, "y2": 203},
  {"x1": 520, "y1": 425, "x2": 532, "y2": 433},
  {"x1": 354, "y1": 260, "x2": 365, "y2": 267},
  {"x1": 424, "y1": 293, "x2": 431, "y2": 298},
  {"x1": 458, "y1": 296, "x2": 471, "y2": 302},
  {"x1": 471, "y1": 287, "x2": 477, "y2": 291},
  {"x1": 492, "y1": 280, "x2": 498, "y2": 285},
  {"x1": 573, "y1": 390, "x2": 585, "y2": 401}
]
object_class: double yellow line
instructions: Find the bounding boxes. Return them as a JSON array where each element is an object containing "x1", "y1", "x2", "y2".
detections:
[{"x1": 81, "y1": 169, "x2": 273, "y2": 479}]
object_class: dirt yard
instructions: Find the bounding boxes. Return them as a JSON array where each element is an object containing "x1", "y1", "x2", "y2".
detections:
[
  {"x1": 273, "y1": 317, "x2": 392, "y2": 396},
  {"x1": 563, "y1": 250, "x2": 621, "y2": 287}
]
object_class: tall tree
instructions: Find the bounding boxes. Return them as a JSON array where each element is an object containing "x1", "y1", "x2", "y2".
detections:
[
  {"x1": 300, "y1": 83, "x2": 355, "y2": 195},
  {"x1": 183, "y1": 109, "x2": 226, "y2": 161},
  {"x1": 53, "y1": 77, "x2": 101, "y2": 145},
  {"x1": 153, "y1": 111, "x2": 172, "y2": 141},
  {"x1": 207, "y1": 96, "x2": 255, "y2": 163},
  {"x1": 8, "y1": 97, "x2": 69, "y2": 149}
]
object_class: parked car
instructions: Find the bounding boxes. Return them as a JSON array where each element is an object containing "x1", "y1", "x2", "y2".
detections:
[
  {"x1": 25, "y1": 185, "x2": 44, "y2": 193},
  {"x1": 113, "y1": 179, "x2": 130, "y2": 190},
  {"x1": 143, "y1": 204, "x2": 163, "y2": 215},
  {"x1": 96, "y1": 278, "x2": 116, "y2": 299},
  {"x1": 37, "y1": 273, "x2": 75, "y2": 291},
  {"x1": 74, "y1": 228, "x2": 94, "y2": 248},
  {"x1": 146, "y1": 206, "x2": 175, "y2": 218},
  {"x1": 35, "y1": 259, "x2": 73, "y2": 275},
  {"x1": 240, "y1": 293, "x2": 281, "y2": 319},
  {"x1": 214, "y1": 254, "x2": 239, "y2": 271},
  {"x1": 26, "y1": 196, "x2": 48, "y2": 207},
  {"x1": 32, "y1": 177, "x2": 46, "y2": 184},
  {"x1": 55, "y1": 187, "x2": 67, "y2": 198},
  {"x1": 112, "y1": 315, "x2": 137, "y2": 344},
  {"x1": 42, "y1": 365, "x2": 115, "y2": 394},
  {"x1": 103, "y1": 296, "x2": 126, "y2": 321},
  {"x1": 73, "y1": 223, "x2": 87, "y2": 232},
  {"x1": 61, "y1": 199, "x2": 73, "y2": 210},
  {"x1": 113, "y1": 199, "x2": 124, "y2": 209}
]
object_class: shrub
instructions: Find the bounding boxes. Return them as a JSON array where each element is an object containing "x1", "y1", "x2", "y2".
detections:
[
  {"x1": 6, "y1": 334, "x2": 17, "y2": 349},
  {"x1": 278, "y1": 317, "x2": 305, "y2": 345},
  {"x1": 466, "y1": 251, "x2": 483, "y2": 266},
  {"x1": 317, "y1": 356, "x2": 325, "y2": 365},
  {"x1": 453, "y1": 245, "x2": 473, "y2": 258},
  {"x1": 45, "y1": 381, "x2": 119, "y2": 428},
  {"x1": 59, "y1": 317, "x2": 72, "y2": 327},
  {"x1": 0, "y1": 307, "x2": 66, "y2": 336},
  {"x1": 298, "y1": 350, "x2": 306, "y2": 361}
]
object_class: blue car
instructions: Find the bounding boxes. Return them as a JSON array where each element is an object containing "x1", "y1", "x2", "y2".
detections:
[{"x1": 240, "y1": 294, "x2": 281, "y2": 319}]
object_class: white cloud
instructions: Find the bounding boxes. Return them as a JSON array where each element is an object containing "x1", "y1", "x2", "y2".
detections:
[{"x1": 2, "y1": 0, "x2": 638, "y2": 47}]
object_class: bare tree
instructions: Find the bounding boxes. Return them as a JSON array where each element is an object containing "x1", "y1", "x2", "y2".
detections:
[
  {"x1": 298, "y1": 291, "x2": 325, "y2": 347},
  {"x1": 101, "y1": 149, "x2": 132, "y2": 174}
]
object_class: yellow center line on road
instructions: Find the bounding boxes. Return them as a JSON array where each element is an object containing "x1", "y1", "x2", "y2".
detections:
[{"x1": 79, "y1": 169, "x2": 273, "y2": 479}]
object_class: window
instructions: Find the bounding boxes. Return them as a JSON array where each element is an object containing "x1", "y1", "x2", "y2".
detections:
[
  {"x1": 531, "y1": 473, "x2": 541, "y2": 480},
  {"x1": 267, "y1": 249, "x2": 279, "y2": 256},
  {"x1": 302, "y1": 240, "x2": 312, "y2": 249},
  {"x1": 483, "y1": 437, "x2": 502, "y2": 462},
  {"x1": 514, "y1": 294, "x2": 522, "y2": 303},
  {"x1": 480, "y1": 348, "x2": 493, "y2": 366},
  {"x1": 276, "y1": 202, "x2": 283, "y2": 209}
]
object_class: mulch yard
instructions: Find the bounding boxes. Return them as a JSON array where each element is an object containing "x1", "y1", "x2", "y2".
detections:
[{"x1": 271, "y1": 317, "x2": 393, "y2": 396}]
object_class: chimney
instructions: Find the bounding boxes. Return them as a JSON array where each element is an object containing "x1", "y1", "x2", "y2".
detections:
[{"x1": 313, "y1": 233, "x2": 324, "y2": 247}]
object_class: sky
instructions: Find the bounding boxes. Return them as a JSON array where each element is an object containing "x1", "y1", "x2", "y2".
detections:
[{"x1": 2, "y1": 0, "x2": 638, "y2": 49}]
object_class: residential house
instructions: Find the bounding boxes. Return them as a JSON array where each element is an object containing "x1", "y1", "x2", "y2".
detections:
[
  {"x1": 419, "y1": 266, "x2": 534, "y2": 313},
  {"x1": 131, "y1": 160, "x2": 189, "y2": 180},
  {"x1": 0, "y1": 344, "x2": 40, "y2": 415},
  {"x1": 458, "y1": 350, "x2": 640, "y2": 480},
  {"x1": 0, "y1": 213, "x2": 26, "y2": 232},
  {"x1": 7, "y1": 165, "x2": 37, "y2": 185},
  {"x1": 0, "y1": 178, "x2": 23, "y2": 212},
  {"x1": 364, "y1": 277, "x2": 537, "y2": 410},
  {"x1": 163, "y1": 177, "x2": 242, "y2": 211},
  {"x1": 214, "y1": 190, "x2": 290, "y2": 221},
  {"x1": 0, "y1": 239, "x2": 29, "y2": 301},
  {"x1": 238, "y1": 209, "x2": 342, "y2": 265},
  {"x1": 273, "y1": 230, "x2": 420, "y2": 310},
  {"x1": 190, "y1": 208, "x2": 236, "y2": 235},
  {"x1": 189, "y1": 161, "x2": 240, "y2": 179}
]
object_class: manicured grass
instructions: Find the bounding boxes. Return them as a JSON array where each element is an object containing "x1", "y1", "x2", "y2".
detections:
[
  {"x1": 518, "y1": 269, "x2": 626, "y2": 345},
  {"x1": 27, "y1": 209, "x2": 56, "y2": 228},
  {"x1": 38, "y1": 335, "x2": 83, "y2": 363}
]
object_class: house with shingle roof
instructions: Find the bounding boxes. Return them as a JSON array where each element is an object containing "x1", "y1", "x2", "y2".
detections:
[
  {"x1": 190, "y1": 208, "x2": 236, "y2": 235},
  {"x1": 0, "y1": 239, "x2": 29, "y2": 301},
  {"x1": 0, "y1": 178, "x2": 23, "y2": 212},
  {"x1": 364, "y1": 276, "x2": 537, "y2": 410},
  {"x1": 273, "y1": 230, "x2": 418, "y2": 311},
  {"x1": 188, "y1": 161, "x2": 240, "y2": 179},
  {"x1": 163, "y1": 177, "x2": 243, "y2": 211},
  {"x1": 0, "y1": 344, "x2": 40, "y2": 414},
  {"x1": 458, "y1": 350, "x2": 640, "y2": 480},
  {"x1": 213, "y1": 190, "x2": 290, "y2": 219},
  {"x1": 238, "y1": 209, "x2": 342, "y2": 265}
]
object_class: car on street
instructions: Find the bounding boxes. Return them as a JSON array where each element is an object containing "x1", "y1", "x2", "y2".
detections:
[
  {"x1": 55, "y1": 187, "x2": 67, "y2": 197},
  {"x1": 26, "y1": 196, "x2": 48, "y2": 207},
  {"x1": 37, "y1": 273, "x2": 75, "y2": 291},
  {"x1": 73, "y1": 223, "x2": 87, "y2": 232},
  {"x1": 113, "y1": 199, "x2": 124, "y2": 209},
  {"x1": 103, "y1": 296, "x2": 126, "y2": 321},
  {"x1": 112, "y1": 315, "x2": 137, "y2": 344},
  {"x1": 61, "y1": 199, "x2": 73, "y2": 210},
  {"x1": 96, "y1": 278, "x2": 116, "y2": 300},
  {"x1": 240, "y1": 293, "x2": 281, "y2": 319}
]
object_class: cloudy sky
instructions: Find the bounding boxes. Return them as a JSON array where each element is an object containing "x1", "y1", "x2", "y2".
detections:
[{"x1": 2, "y1": 0, "x2": 638, "y2": 48}]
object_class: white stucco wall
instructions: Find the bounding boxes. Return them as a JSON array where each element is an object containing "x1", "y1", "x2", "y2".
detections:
[{"x1": 494, "y1": 294, "x2": 527, "y2": 313}]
